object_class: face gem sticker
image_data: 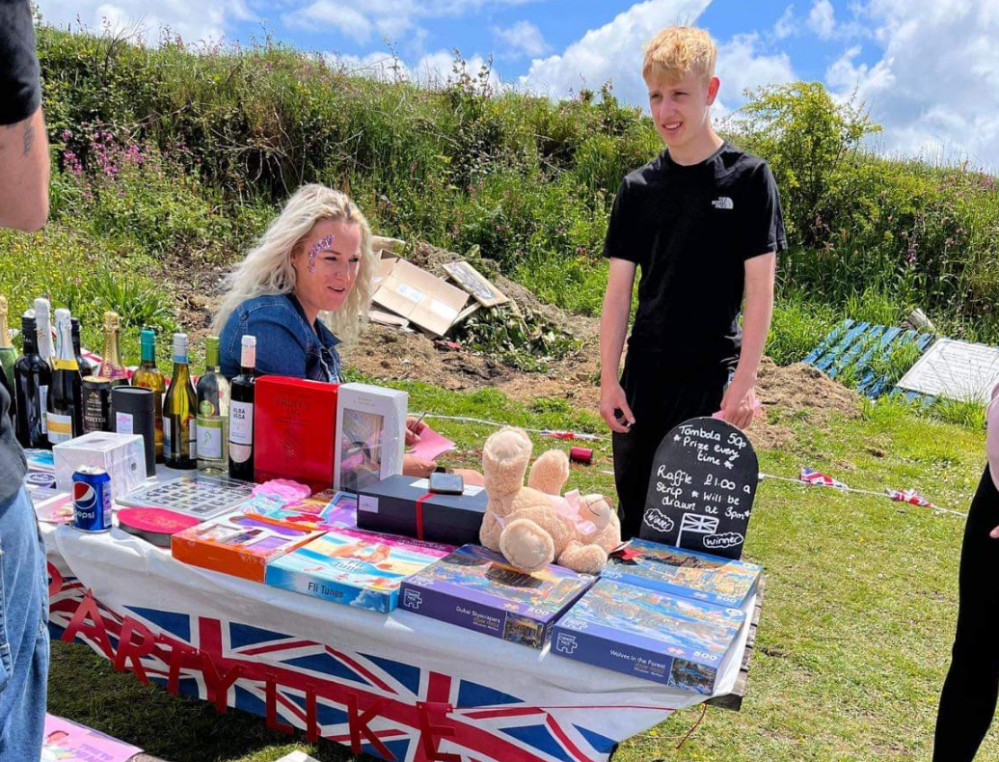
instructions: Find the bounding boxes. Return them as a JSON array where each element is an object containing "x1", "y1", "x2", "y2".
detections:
[{"x1": 308, "y1": 234, "x2": 336, "y2": 274}]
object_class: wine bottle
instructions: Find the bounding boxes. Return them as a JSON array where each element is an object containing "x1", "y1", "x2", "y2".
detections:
[
  {"x1": 33, "y1": 297, "x2": 55, "y2": 368},
  {"x1": 163, "y1": 332, "x2": 197, "y2": 469},
  {"x1": 96, "y1": 311, "x2": 129, "y2": 385},
  {"x1": 47, "y1": 308, "x2": 83, "y2": 444},
  {"x1": 228, "y1": 335, "x2": 256, "y2": 481},
  {"x1": 0, "y1": 296, "x2": 16, "y2": 423},
  {"x1": 14, "y1": 312, "x2": 52, "y2": 449},
  {"x1": 131, "y1": 328, "x2": 166, "y2": 462},
  {"x1": 196, "y1": 335, "x2": 230, "y2": 473},
  {"x1": 71, "y1": 317, "x2": 95, "y2": 378}
]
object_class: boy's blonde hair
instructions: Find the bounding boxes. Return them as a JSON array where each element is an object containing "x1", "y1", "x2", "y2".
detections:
[{"x1": 642, "y1": 26, "x2": 717, "y2": 84}]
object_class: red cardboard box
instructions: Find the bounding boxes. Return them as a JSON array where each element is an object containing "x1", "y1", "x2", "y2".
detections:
[{"x1": 254, "y1": 376, "x2": 338, "y2": 492}]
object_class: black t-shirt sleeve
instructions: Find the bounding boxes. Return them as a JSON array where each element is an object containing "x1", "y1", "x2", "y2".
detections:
[
  {"x1": 739, "y1": 162, "x2": 787, "y2": 261},
  {"x1": 603, "y1": 178, "x2": 645, "y2": 266},
  {"x1": 0, "y1": 0, "x2": 41, "y2": 126}
]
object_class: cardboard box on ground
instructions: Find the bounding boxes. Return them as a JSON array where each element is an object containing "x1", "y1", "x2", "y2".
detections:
[{"x1": 369, "y1": 235, "x2": 509, "y2": 338}]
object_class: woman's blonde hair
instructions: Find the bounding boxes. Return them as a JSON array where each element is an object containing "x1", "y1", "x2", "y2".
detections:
[{"x1": 212, "y1": 184, "x2": 374, "y2": 345}]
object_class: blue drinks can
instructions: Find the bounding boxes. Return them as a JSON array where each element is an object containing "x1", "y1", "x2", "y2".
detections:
[{"x1": 73, "y1": 466, "x2": 112, "y2": 532}]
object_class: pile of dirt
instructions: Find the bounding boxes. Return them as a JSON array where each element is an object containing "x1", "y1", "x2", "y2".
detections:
[{"x1": 168, "y1": 239, "x2": 862, "y2": 453}]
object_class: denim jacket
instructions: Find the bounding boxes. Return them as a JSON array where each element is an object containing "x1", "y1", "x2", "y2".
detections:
[{"x1": 219, "y1": 293, "x2": 343, "y2": 383}]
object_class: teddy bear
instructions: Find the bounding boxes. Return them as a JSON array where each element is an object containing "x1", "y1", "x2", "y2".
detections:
[{"x1": 479, "y1": 426, "x2": 622, "y2": 575}]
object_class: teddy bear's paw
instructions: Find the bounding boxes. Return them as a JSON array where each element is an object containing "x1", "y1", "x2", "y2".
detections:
[
  {"x1": 558, "y1": 541, "x2": 609, "y2": 575},
  {"x1": 527, "y1": 449, "x2": 570, "y2": 495},
  {"x1": 499, "y1": 518, "x2": 556, "y2": 573}
]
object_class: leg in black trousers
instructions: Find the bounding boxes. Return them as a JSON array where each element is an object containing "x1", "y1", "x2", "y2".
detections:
[
  {"x1": 934, "y1": 466, "x2": 999, "y2": 762},
  {"x1": 612, "y1": 353, "x2": 727, "y2": 541}
]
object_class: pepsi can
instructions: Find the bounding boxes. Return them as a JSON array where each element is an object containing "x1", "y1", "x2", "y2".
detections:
[{"x1": 73, "y1": 466, "x2": 112, "y2": 532}]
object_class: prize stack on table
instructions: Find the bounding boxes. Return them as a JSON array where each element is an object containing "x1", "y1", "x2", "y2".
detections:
[{"x1": 9, "y1": 310, "x2": 761, "y2": 749}]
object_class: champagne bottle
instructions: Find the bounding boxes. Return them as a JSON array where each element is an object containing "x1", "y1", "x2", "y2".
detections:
[
  {"x1": 96, "y1": 311, "x2": 129, "y2": 385},
  {"x1": 131, "y1": 328, "x2": 166, "y2": 462},
  {"x1": 0, "y1": 296, "x2": 16, "y2": 423},
  {"x1": 14, "y1": 312, "x2": 52, "y2": 449},
  {"x1": 33, "y1": 297, "x2": 55, "y2": 368},
  {"x1": 196, "y1": 335, "x2": 230, "y2": 473},
  {"x1": 71, "y1": 317, "x2": 95, "y2": 378},
  {"x1": 47, "y1": 308, "x2": 83, "y2": 444},
  {"x1": 163, "y1": 332, "x2": 197, "y2": 469},
  {"x1": 228, "y1": 335, "x2": 256, "y2": 481}
]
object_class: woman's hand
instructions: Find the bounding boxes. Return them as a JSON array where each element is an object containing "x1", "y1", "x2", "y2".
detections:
[
  {"x1": 405, "y1": 416, "x2": 425, "y2": 447},
  {"x1": 403, "y1": 453, "x2": 437, "y2": 478}
]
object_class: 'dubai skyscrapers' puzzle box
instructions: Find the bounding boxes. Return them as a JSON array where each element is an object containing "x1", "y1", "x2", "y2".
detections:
[
  {"x1": 551, "y1": 578, "x2": 746, "y2": 693},
  {"x1": 399, "y1": 544, "x2": 593, "y2": 648}
]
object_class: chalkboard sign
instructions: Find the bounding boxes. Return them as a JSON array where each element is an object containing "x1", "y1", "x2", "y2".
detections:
[{"x1": 639, "y1": 417, "x2": 758, "y2": 560}]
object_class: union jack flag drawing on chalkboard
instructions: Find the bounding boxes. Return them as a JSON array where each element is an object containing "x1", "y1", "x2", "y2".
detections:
[{"x1": 47, "y1": 566, "x2": 649, "y2": 762}]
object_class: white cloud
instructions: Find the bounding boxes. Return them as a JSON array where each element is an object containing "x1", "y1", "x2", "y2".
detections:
[
  {"x1": 284, "y1": 1, "x2": 375, "y2": 42},
  {"x1": 827, "y1": 0, "x2": 999, "y2": 169},
  {"x1": 494, "y1": 20, "x2": 549, "y2": 58},
  {"x1": 715, "y1": 33, "x2": 795, "y2": 112},
  {"x1": 284, "y1": 0, "x2": 545, "y2": 47},
  {"x1": 36, "y1": 0, "x2": 252, "y2": 46},
  {"x1": 774, "y1": 4, "x2": 796, "y2": 39},
  {"x1": 807, "y1": 0, "x2": 836, "y2": 39},
  {"x1": 520, "y1": 2, "x2": 794, "y2": 117},
  {"x1": 518, "y1": 0, "x2": 713, "y2": 104}
]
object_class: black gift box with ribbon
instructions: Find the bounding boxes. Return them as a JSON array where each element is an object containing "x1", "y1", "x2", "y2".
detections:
[{"x1": 355, "y1": 474, "x2": 487, "y2": 546}]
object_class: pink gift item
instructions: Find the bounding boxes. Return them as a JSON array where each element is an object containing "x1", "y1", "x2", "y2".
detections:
[
  {"x1": 251, "y1": 479, "x2": 313, "y2": 506},
  {"x1": 117, "y1": 507, "x2": 201, "y2": 547}
]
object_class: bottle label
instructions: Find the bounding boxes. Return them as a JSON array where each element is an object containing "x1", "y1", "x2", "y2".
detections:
[
  {"x1": 116, "y1": 411, "x2": 134, "y2": 434},
  {"x1": 230, "y1": 402, "x2": 253, "y2": 445},
  {"x1": 46, "y1": 412, "x2": 72, "y2": 444},
  {"x1": 229, "y1": 402, "x2": 253, "y2": 462},
  {"x1": 54, "y1": 358, "x2": 79, "y2": 371},
  {"x1": 39, "y1": 385, "x2": 48, "y2": 433},
  {"x1": 188, "y1": 416, "x2": 197, "y2": 459},
  {"x1": 163, "y1": 415, "x2": 171, "y2": 453},
  {"x1": 197, "y1": 416, "x2": 224, "y2": 459}
]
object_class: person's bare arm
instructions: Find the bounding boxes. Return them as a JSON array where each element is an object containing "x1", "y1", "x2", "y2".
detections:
[
  {"x1": 599, "y1": 258, "x2": 637, "y2": 433},
  {"x1": 0, "y1": 105, "x2": 49, "y2": 231},
  {"x1": 719, "y1": 252, "x2": 776, "y2": 428}
]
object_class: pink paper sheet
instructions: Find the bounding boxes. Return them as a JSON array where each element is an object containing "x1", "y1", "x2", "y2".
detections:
[
  {"x1": 42, "y1": 714, "x2": 142, "y2": 762},
  {"x1": 406, "y1": 423, "x2": 456, "y2": 461}
]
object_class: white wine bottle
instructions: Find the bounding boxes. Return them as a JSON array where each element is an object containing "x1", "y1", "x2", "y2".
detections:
[
  {"x1": 163, "y1": 333, "x2": 197, "y2": 469},
  {"x1": 196, "y1": 335, "x2": 230, "y2": 473}
]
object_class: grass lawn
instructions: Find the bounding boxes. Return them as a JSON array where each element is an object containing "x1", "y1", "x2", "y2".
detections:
[{"x1": 47, "y1": 382, "x2": 986, "y2": 762}]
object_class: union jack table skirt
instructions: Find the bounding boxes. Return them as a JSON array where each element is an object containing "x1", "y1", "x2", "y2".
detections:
[{"x1": 42, "y1": 524, "x2": 753, "y2": 762}]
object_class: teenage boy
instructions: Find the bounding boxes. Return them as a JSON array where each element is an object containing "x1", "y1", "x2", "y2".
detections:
[{"x1": 599, "y1": 26, "x2": 786, "y2": 540}]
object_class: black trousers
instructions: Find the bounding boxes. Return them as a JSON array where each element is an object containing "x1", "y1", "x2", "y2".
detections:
[
  {"x1": 611, "y1": 352, "x2": 728, "y2": 541},
  {"x1": 934, "y1": 466, "x2": 999, "y2": 762}
]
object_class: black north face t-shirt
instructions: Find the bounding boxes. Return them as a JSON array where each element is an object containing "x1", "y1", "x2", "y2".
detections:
[{"x1": 603, "y1": 141, "x2": 787, "y2": 372}]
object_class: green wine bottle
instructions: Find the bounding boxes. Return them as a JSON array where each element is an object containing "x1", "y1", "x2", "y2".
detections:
[
  {"x1": 163, "y1": 333, "x2": 197, "y2": 469},
  {"x1": 196, "y1": 335, "x2": 230, "y2": 474}
]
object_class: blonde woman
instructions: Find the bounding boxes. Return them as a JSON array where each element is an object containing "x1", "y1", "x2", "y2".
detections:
[
  {"x1": 215, "y1": 184, "x2": 374, "y2": 382},
  {"x1": 214, "y1": 183, "x2": 461, "y2": 479}
]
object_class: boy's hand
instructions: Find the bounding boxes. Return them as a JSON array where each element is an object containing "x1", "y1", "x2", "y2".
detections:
[
  {"x1": 719, "y1": 383, "x2": 759, "y2": 430},
  {"x1": 600, "y1": 381, "x2": 636, "y2": 433}
]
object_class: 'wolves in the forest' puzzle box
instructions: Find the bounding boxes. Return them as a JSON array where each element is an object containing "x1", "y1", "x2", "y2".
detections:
[{"x1": 551, "y1": 578, "x2": 746, "y2": 694}]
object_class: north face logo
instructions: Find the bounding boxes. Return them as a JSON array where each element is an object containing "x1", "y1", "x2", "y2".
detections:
[{"x1": 712, "y1": 196, "x2": 734, "y2": 210}]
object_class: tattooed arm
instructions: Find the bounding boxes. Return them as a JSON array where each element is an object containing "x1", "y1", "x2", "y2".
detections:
[{"x1": 0, "y1": 105, "x2": 49, "y2": 232}]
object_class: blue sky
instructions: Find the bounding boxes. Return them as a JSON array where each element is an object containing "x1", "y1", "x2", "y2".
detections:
[{"x1": 36, "y1": 0, "x2": 999, "y2": 170}]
